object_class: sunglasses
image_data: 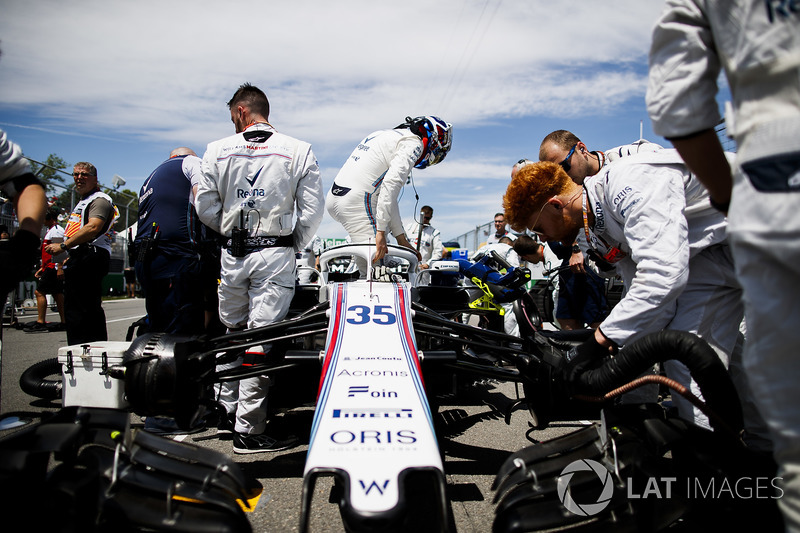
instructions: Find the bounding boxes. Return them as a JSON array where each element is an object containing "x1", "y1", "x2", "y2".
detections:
[{"x1": 559, "y1": 144, "x2": 578, "y2": 173}]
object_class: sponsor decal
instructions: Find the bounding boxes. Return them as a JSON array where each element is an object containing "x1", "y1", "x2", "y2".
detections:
[
  {"x1": 347, "y1": 386, "x2": 398, "y2": 398},
  {"x1": 329, "y1": 430, "x2": 417, "y2": 444},
  {"x1": 766, "y1": 0, "x2": 799, "y2": 22},
  {"x1": 237, "y1": 188, "x2": 267, "y2": 198},
  {"x1": 337, "y1": 369, "x2": 408, "y2": 378},
  {"x1": 342, "y1": 356, "x2": 402, "y2": 361},
  {"x1": 359, "y1": 479, "x2": 390, "y2": 496},
  {"x1": 612, "y1": 186, "x2": 634, "y2": 205},
  {"x1": 332, "y1": 408, "x2": 412, "y2": 418},
  {"x1": 593, "y1": 200, "x2": 605, "y2": 233},
  {"x1": 619, "y1": 198, "x2": 642, "y2": 218},
  {"x1": 245, "y1": 168, "x2": 262, "y2": 187}
]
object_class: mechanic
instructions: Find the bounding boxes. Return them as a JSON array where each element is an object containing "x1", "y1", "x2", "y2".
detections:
[
  {"x1": 486, "y1": 212, "x2": 510, "y2": 245},
  {"x1": 134, "y1": 147, "x2": 205, "y2": 336},
  {"x1": 27, "y1": 208, "x2": 66, "y2": 332},
  {"x1": 44, "y1": 162, "x2": 118, "y2": 346},
  {"x1": 325, "y1": 116, "x2": 452, "y2": 264},
  {"x1": 502, "y1": 154, "x2": 764, "y2": 440},
  {"x1": 539, "y1": 130, "x2": 663, "y2": 273},
  {"x1": 512, "y1": 234, "x2": 544, "y2": 266},
  {"x1": 647, "y1": 1, "x2": 799, "y2": 528},
  {"x1": 538, "y1": 131, "x2": 663, "y2": 329},
  {"x1": 135, "y1": 147, "x2": 208, "y2": 435},
  {"x1": 296, "y1": 234, "x2": 323, "y2": 284},
  {"x1": 195, "y1": 83, "x2": 325, "y2": 454},
  {"x1": 405, "y1": 205, "x2": 445, "y2": 270},
  {"x1": 0, "y1": 129, "x2": 46, "y2": 305}
]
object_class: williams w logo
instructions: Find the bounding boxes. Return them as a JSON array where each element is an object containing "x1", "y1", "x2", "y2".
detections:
[{"x1": 359, "y1": 479, "x2": 390, "y2": 496}]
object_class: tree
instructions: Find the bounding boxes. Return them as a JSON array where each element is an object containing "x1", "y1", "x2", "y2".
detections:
[
  {"x1": 28, "y1": 154, "x2": 72, "y2": 212},
  {"x1": 107, "y1": 188, "x2": 139, "y2": 229},
  {"x1": 28, "y1": 153, "x2": 70, "y2": 192}
]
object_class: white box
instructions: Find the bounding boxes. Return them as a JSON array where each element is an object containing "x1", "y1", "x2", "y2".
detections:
[{"x1": 58, "y1": 342, "x2": 130, "y2": 409}]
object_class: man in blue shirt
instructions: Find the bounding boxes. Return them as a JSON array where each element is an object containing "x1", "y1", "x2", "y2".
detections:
[{"x1": 134, "y1": 147, "x2": 204, "y2": 335}]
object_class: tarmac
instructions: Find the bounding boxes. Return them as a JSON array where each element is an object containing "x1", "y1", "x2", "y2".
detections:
[{"x1": 0, "y1": 297, "x2": 597, "y2": 533}]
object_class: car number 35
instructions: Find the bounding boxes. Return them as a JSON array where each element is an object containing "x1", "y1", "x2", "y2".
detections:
[{"x1": 345, "y1": 305, "x2": 397, "y2": 325}]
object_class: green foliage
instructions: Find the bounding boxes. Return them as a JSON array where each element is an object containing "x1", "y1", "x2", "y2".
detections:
[{"x1": 29, "y1": 153, "x2": 70, "y2": 191}]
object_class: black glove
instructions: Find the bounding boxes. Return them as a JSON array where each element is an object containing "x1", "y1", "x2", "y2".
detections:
[
  {"x1": 0, "y1": 229, "x2": 41, "y2": 299},
  {"x1": 563, "y1": 334, "x2": 610, "y2": 386}
]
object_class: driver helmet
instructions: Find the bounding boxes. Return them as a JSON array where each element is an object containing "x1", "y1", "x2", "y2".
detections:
[{"x1": 399, "y1": 116, "x2": 453, "y2": 169}]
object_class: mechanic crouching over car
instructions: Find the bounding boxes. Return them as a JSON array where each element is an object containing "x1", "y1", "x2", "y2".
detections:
[{"x1": 502, "y1": 154, "x2": 771, "y2": 451}]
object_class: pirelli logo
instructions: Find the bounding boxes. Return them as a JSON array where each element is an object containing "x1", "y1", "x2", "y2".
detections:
[{"x1": 332, "y1": 408, "x2": 413, "y2": 419}]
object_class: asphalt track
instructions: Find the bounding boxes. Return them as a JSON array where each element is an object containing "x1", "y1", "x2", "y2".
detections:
[{"x1": 0, "y1": 297, "x2": 596, "y2": 532}]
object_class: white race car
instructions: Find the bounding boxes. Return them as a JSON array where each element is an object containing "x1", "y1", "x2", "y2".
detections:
[{"x1": 6, "y1": 243, "x2": 775, "y2": 532}]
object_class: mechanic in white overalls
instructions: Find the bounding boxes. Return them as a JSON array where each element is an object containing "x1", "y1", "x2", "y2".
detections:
[
  {"x1": 502, "y1": 153, "x2": 764, "y2": 441},
  {"x1": 195, "y1": 83, "x2": 325, "y2": 454},
  {"x1": 647, "y1": 1, "x2": 800, "y2": 527},
  {"x1": 326, "y1": 116, "x2": 452, "y2": 265},
  {"x1": 405, "y1": 205, "x2": 445, "y2": 270}
]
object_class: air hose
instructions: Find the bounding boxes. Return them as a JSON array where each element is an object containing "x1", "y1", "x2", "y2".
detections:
[{"x1": 571, "y1": 330, "x2": 744, "y2": 440}]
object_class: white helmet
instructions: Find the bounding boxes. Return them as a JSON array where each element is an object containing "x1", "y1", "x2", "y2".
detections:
[{"x1": 399, "y1": 116, "x2": 453, "y2": 169}]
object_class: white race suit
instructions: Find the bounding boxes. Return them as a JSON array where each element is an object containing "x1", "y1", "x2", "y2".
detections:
[
  {"x1": 326, "y1": 127, "x2": 422, "y2": 242},
  {"x1": 196, "y1": 122, "x2": 325, "y2": 434},
  {"x1": 648, "y1": 1, "x2": 800, "y2": 528},
  {"x1": 584, "y1": 149, "x2": 759, "y2": 436}
]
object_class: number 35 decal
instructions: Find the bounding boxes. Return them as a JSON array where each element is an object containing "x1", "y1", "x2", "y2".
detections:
[{"x1": 346, "y1": 305, "x2": 397, "y2": 325}]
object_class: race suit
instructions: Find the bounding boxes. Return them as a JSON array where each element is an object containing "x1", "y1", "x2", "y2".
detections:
[
  {"x1": 406, "y1": 220, "x2": 444, "y2": 266},
  {"x1": 326, "y1": 127, "x2": 422, "y2": 242},
  {"x1": 604, "y1": 139, "x2": 664, "y2": 164},
  {"x1": 195, "y1": 122, "x2": 324, "y2": 435},
  {"x1": 584, "y1": 149, "x2": 756, "y2": 432},
  {"x1": 647, "y1": 1, "x2": 800, "y2": 527}
]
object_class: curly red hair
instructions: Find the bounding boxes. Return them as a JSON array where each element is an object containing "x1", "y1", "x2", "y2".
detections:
[{"x1": 502, "y1": 161, "x2": 571, "y2": 232}]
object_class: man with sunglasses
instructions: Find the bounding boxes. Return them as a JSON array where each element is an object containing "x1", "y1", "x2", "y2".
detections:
[
  {"x1": 502, "y1": 152, "x2": 768, "y2": 446},
  {"x1": 539, "y1": 131, "x2": 663, "y2": 271},
  {"x1": 536, "y1": 132, "x2": 663, "y2": 330},
  {"x1": 540, "y1": 130, "x2": 664, "y2": 186},
  {"x1": 44, "y1": 162, "x2": 118, "y2": 345}
]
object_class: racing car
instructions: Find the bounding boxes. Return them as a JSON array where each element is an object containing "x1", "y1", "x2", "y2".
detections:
[{"x1": 1, "y1": 243, "x2": 783, "y2": 532}]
